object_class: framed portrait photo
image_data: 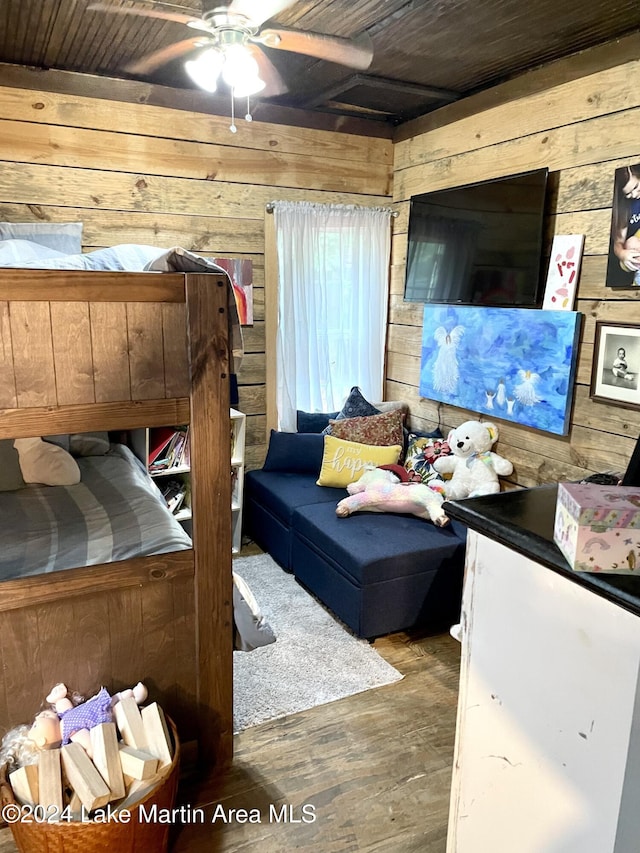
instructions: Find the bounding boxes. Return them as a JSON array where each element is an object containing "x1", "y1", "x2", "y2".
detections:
[
  {"x1": 606, "y1": 163, "x2": 640, "y2": 288},
  {"x1": 591, "y1": 322, "x2": 640, "y2": 409}
]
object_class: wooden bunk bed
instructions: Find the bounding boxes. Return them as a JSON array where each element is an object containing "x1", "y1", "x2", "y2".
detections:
[{"x1": 0, "y1": 268, "x2": 233, "y2": 768}]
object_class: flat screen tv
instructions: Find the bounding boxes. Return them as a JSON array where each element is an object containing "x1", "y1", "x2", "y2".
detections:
[{"x1": 404, "y1": 168, "x2": 549, "y2": 307}]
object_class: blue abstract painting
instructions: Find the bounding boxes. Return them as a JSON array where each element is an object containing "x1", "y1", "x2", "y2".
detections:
[{"x1": 419, "y1": 305, "x2": 581, "y2": 435}]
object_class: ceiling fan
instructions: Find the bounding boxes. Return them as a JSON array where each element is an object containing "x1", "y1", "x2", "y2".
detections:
[{"x1": 88, "y1": 0, "x2": 374, "y2": 100}]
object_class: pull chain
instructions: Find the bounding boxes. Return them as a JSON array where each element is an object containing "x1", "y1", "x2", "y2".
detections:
[{"x1": 230, "y1": 88, "x2": 237, "y2": 133}]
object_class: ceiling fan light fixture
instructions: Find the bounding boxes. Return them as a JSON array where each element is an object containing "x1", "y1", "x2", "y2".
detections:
[
  {"x1": 219, "y1": 44, "x2": 266, "y2": 97},
  {"x1": 221, "y1": 45, "x2": 262, "y2": 90},
  {"x1": 231, "y1": 75, "x2": 266, "y2": 98},
  {"x1": 185, "y1": 47, "x2": 224, "y2": 92}
]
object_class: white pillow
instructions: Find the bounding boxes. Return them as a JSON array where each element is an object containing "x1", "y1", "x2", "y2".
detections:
[
  {"x1": 13, "y1": 437, "x2": 81, "y2": 486},
  {"x1": 0, "y1": 222, "x2": 82, "y2": 254},
  {"x1": 0, "y1": 239, "x2": 67, "y2": 266}
]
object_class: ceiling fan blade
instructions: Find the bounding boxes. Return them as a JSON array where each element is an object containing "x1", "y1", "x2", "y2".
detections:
[
  {"x1": 246, "y1": 44, "x2": 288, "y2": 97},
  {"x1": 87, "y1": 2, "x2": 207, "y2": 28},
  {"x1": 228, "y1": 0, "x2": 298, "y2": 28},
  {"x1": 125, "y1": 37, "x2": 206, "y2": 75},
  {"x1": 257, "y1": 28, "x2": 373, "y2": 70}
]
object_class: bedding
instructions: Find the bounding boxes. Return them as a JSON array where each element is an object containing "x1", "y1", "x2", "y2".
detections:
[
  {"x1": 0, "y1": 222, "x2": 82, "y2": 254},
  {"x1": 0, "y1": 444, "x2": 192, "y2": 581},
  {"x1": 0, "y1": 241, "x2": 243, "y2": 374}
]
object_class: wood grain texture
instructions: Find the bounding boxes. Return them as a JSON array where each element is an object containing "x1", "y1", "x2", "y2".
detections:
[
  {"x1": 0, "y1": 398, "x2": 190, "y2": 439},
  {"x1": 162, "y1": 302, "x2": 190, "y2": 398},
  {"x1": 50, "y1": 301, "x2": 94, "y2": 405},
  {"x1": 394, "y1": 59, "x2": 640, "y2": 171},
  {"x1": 0, "y1": 84, "x2": 392, "y2": 163},
  {"x1": 0, "y1": 118, "x2": 391, "y2": 196},
  {"x1": 141, "y1": 580, "x2": 178, "y2": 718},
  {"x1": 389, "y1": 54, "x2": 640, "y2": 485},
  {"x1": 0, "y1": 271, "x2": 185, "y2": 301},
  {"x1": 89, "y1": 301, "x2": 131, "y2": 403},
  {"x1": 108, "y1": 586, "x2": 144, "y2": 695},
  {"x1": 0, "y1": 204, "x2": 265, "y2": 255},
  {"x1": 0, "y1": 163, "x2": 390, "y2": 222},
  {"x1": 0, "y1": 302, "x2": 17, "y2": 408},
  {"x1": 9, "y1": 301, "x2": 56, "y2": 407},
  {"x1": 0, "y1": 554, "x2": 196, "y2": 739},
  {"x1": 0, "y1": 63, "x2": 393, "y2": 139},
  {"x1": 0, "y1": 624, "x2": 460, "y2": 853},
  {"x1": 172, "y1": 629, "x2": 460, "y2": 853},
  {"x1": 0, "y1": 608, "x2": 43, "y2": 727},
  {"x1": 126, "y1": 302, "x2": 165, "y2": 401},
  {"x1": 186, "y1": 273, "x2": 233, "y2": 768},
  {"x1": 170, "y1": 574, "x2": 198, "y2": 734},
  {"x1": 0, "y1": 551, "x2": 194, "y2": 613},
  {"x1": 0, "y1": 76, "x2": 393, "y2": 473}
]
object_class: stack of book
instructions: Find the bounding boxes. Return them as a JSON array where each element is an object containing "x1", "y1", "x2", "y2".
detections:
[
  {"x1": 160, "y1": 479, "x2": 186, "y2": 515},
  {"x1": 148, "y1": 426, "x2": 190, "y2": 475}
]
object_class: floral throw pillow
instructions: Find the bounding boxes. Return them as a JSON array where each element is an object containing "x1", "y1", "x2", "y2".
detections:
[
  {"x1": 329, "y1": 408, "x2": 404, "y2": 447},
  {"x1": 404, "y1": 434, "x2": 451, "y2": 485},
  {"x1": 322, "y1": 387, "x2": 381, "y2": 435}
]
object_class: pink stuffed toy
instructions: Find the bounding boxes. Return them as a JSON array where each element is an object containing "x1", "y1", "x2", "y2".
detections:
[{"x1": 336, "y1": 466, "x2": 449, "y2": 527}]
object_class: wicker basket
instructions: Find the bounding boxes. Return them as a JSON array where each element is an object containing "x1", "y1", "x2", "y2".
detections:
[{"x1": 0, "y1": 719, "x2": 180, "y2": 853}]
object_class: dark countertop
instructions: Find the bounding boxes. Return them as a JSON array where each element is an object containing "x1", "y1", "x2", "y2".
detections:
[{"x1": 444, "y1": 485, "x2": 640, "y2": 618}]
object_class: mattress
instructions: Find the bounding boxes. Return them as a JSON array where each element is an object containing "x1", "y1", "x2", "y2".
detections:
[{"x1": 0, "y1": 444, "x2": 192, "y2": 580}]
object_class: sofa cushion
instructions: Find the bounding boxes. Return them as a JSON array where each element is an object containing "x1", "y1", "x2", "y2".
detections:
[
  {"x1": 263, "y1": 430, "x2": 324, "y2": 474},
  {"x1": 316, "y1": 436, "x2": 402, "y2": 488},
  {"x1": 245, "y1": 470, "x2": 345, "y2": 527},
  {"x1": 292, "y1": 500, "x2": 466, "y2": 586},
  {"x1": 291, "y1": 528, "x2": 465, "y2": 639}
]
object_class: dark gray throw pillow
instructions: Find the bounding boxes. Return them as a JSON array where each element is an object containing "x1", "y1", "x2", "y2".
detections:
[
  {"x1": 296, "y1": 410, "x2": 339, "y2": 433},
  {"x1": 0, "y1": 439, "x2": 26, "y2": 491}
]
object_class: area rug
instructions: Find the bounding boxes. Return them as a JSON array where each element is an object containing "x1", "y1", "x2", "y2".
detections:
[{"x1": 232, "y1": 553, "x2": 403, "y2": 732}]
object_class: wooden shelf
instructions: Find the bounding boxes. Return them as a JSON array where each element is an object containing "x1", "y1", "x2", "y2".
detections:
[{"x1": 132, "y1": 409, "x2": 245, "y2": 550}]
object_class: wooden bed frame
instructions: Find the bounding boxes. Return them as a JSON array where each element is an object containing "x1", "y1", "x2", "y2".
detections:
[{"x1": 0, "y1": 269, "x2": 233, "y2": 768}]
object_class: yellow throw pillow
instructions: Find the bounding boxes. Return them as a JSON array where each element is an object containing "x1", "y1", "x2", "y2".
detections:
[{"x1": 316, "y1": 435, "x2": 402, "y2": 488}]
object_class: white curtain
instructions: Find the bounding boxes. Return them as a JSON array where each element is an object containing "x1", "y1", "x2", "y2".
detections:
[{"x1": 273, "y1": 202, "x2": 392, "y2": 431}]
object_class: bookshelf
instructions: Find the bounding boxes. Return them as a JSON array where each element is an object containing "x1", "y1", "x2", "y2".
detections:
[
  {"x1": 230, "y1": 408, "x2": 246, "y2": 555},
  {"x1": 130, "y1": 425, "x2": 192, "y2": 534},
  {"x1": 131, "y1": 408, "x2": 245, "y2": 550}
]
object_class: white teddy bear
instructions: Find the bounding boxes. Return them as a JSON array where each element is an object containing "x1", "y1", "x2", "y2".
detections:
[{"x1": 432, "y1": 420, "x2": 513, "y2": 500}]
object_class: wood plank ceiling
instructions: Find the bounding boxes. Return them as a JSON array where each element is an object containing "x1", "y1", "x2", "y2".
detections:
[{"x1": 1, "y1": 0, "x2": 639, "y2": 126}]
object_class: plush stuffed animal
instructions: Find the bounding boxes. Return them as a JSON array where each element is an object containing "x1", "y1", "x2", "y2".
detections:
[
  {"x1": 432, "y1": 420, "x2": 513, "y2": 499},
  {"x1": 0, "y1": 682, "x2": 148, "y2": 772},
  {"x1": 336, "y1": 466, "x2": 449, "y2": 527},
  {"x1": 29, "y1": 682, "x2": 148, "y2": 757}
]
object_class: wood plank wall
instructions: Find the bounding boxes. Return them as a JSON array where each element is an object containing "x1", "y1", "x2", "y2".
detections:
[
  {"x1": 0, "y1": 77, "x2": 393, "y2": 469},
  {"x1": 0, "y1": 294, "x2": 189, "y2": 410},
  {"x1": 388, "y1": 54, "x2": 640, "y2": 487}
]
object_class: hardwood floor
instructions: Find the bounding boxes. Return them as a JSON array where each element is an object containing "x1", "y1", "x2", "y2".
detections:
[
  {"x1": 0, "y1": 621, "x2": 461, "y2": 853},
  {"x1": 174, "y1": 629, "x2": 461, "y2": 852}
]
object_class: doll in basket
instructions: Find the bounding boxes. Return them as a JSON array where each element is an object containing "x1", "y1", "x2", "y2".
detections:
[{"x1": 0, "y1": 681, "x2": 147, "y2": 772}]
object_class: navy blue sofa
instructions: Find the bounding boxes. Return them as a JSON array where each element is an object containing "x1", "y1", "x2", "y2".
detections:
[{"x1": 244, "y1": 431, "x2": 467, "y2": 639}]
